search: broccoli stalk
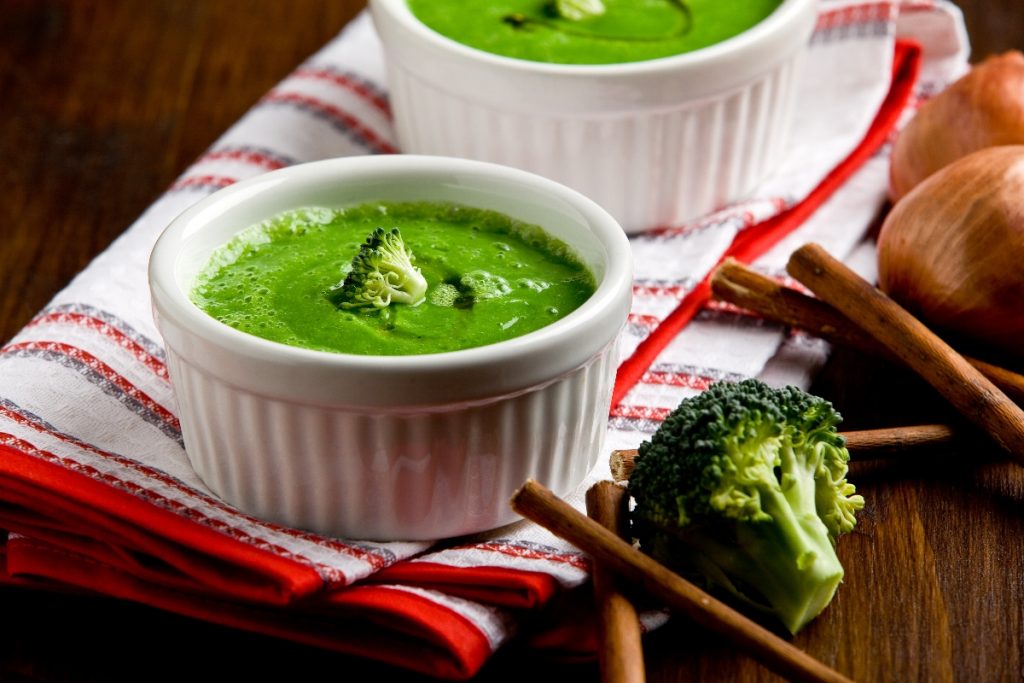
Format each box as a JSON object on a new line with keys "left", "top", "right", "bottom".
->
{"left": 629, "top": 379, "right": 865, "bottom": 634}
{"left": 327, "top": 227, "right": 427, "bottom": 310}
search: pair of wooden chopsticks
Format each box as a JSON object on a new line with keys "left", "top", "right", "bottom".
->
{"left": 514, "top": 479, "right": 852, "bottom": 683}
{"left": 513, "top": 244, "right": 1024, "bottom": 683}
{"left": 736, "top": 244, "right": 1024, "bottom": 460}
{"left": 711, "top": 255, "right": 1024, "bottom": 409}
{"left": 608, "top": 422, "right": 958, "bottom": 483}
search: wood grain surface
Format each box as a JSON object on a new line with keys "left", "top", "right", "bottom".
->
{"left": 1, "top": 1, "right": 1022, "bottom": 681}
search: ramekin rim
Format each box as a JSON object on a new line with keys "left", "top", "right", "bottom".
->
{"left": 149, "top": 155, "right": 633, "bottom": 375}
{"left": 370, "top": 0, "right": 814, "bottom": 77}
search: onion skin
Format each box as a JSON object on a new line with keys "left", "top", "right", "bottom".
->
{"left": 890, "top": 51, "right": 1024, "bottom": 202}
{"left": 878, "top": 145, "right": 1024, "bottom": 360}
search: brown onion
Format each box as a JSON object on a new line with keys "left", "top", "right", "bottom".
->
{"left": 878, "top": 145, "right": 1024, "bottom": 359}
{"left": 890, "top": 51, "right": 1024, "bottom": 202}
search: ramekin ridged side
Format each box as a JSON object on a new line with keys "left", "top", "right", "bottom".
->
{"left": 165, "top": 339, "right": 616, "bottom": 540}
{"left": 370, "top": 0, "right": 816, "bottom": 233}
{"left": 386, "top": 56, "right": 801, "bottom": 233}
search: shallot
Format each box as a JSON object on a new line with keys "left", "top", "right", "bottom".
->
{"left": 890, "top": 51, "right": 1024, "bottom": 201}
{"left": 878, "top": 145, "right": 1024, "bottom": 359}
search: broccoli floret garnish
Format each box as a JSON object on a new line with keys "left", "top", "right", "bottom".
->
{"left": 628, "top": 379, "right": 865, "bottom": 634}
{"left": 326, "top": 227, "right": 427, "bottom": 310}
{"left": 555, "top": 0, "right": 606, "bottom": 21}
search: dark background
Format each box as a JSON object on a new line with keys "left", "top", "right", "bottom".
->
{"left": 1, "top": 1, "right": 1022, "bottom": 680}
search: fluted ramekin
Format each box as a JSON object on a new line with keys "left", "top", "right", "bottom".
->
{"left": 370, "top": 0, "right": 816, "bottom": 234}
{"left": 149, "top": 156, "right": 632, "bottom": 541}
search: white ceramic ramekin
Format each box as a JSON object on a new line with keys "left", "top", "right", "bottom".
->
{"left": 149, "top": 156, "right": 632, "bottom": 541}
{"left": 370, "top": 0, "right": 816, "bottom": 234}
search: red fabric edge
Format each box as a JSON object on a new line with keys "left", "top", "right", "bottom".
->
{"left": 7, "top": 536, "right": 492, "bottom": 681}
{"left": 0, "top": 444, "right": 322, "bottom": 603}
{"left": 370, "top": 561, "right": 561, "bottom": 608}
{"left": 325, "top": 585, "right": 495, "bottom": 677}
{"left": 612, "top": 39, "right": 923, "bottom": 407}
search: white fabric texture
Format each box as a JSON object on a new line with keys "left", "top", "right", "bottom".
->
{"left": 0, "top": 0, "right": 969, "bottom": 657}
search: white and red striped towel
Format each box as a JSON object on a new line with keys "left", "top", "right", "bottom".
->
{"left": 0, "top": 1, "right": 968, "bottom": 679}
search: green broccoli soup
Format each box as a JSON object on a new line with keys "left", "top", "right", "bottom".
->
{"left": 406, "top": 0, "right": 784, "bottom": 65}
{"left": 190, "top": 201, "right": 597, "bottom": 356}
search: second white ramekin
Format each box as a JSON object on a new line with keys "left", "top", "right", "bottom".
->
{"left": 370, "top": 0, "right": 816, "bottom": 234}
{"left": 149, "top": 156, "right": 632, "bottom": 541}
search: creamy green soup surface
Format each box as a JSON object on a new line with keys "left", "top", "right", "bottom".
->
{"left": 191, "top": 201, "right": 597, "bottom": 356}
{"left": 407, "top": 0, "right": 784, "bottom": 65}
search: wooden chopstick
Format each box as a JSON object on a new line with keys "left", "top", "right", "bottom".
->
{"left": 841, "top": 423, "right": 958, "bottom": 452}
{"left": 585, "top": 481, "right": 645, "bottom": 683}
{"left": 511, "top": 480, "right": 853, "bottom": 683}
{"left": 712, "top": 257, "right": 879, "bottom": 350}
{"left": 786, "top": 243, "right": 1024, "bottom": 463}
{"left": 609, "top": 423, "right": 958, "bottom": 482}
{"left": 711, "top": 258, "right": 1024, "bottom": 405}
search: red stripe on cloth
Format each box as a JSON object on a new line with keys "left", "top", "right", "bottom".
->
{"left": 169, "top": 174, "right": 237, "bottom": 191}
{"left": 703, "top": 299, "right": 756, "bottom": 317}
{"left": 453, "top": 541, "right": 589, "bottom": 571}
{"left": 261, "top": 91, "right": 397, "bottom": 154}
{"left": 1, "top": 341, "right": 179, "bottom": 431}
{"left": 816, "top": 2, "right": 897, "bottom": 32}
{"left": 194, "top": 148, "right": 288, "bottom": 170}
{"left": 291, "top": 68, "right": 392, "bottom": 116}
{"left": 639, "top": 371, "right": 716, "bottom": 391}
{"left": 0, "top": 443, "right": 323, "bottom": 604}
{"left": 611, "top": 39, "right": 922, "bottom": 407}
{"left": 6, "top": 537, "right": 494, "bottom": 681}
{"left": 0, "top": 406, "right": 391, "bottom": 576}
{"left": 890, "top": 0, "right": 938, "bottom": 13}
{"left": 632, "top": 283, "right": 689, "bottom": 299}
{"left": 370, "top": 562, "right": 560, "bottom": 609}
{"left": 627, "top": 313, "right": 660, "bottom": 330}
{"left": 609, "top": 404, "right": 673, "bottom": 421}
{"left": 642, "top": 212, "right": 751, "bottom": 239}
{"left": 26, "top": 312, "right": 169, "bottom": 380}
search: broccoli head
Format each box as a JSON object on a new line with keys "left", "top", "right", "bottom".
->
{"left": 327, "top": 227, "right": 427, "bottom": 310}
{"left": 628, "top": 379, "right": 865, "bottom": 634}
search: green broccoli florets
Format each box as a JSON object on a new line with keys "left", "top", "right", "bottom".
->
{"left": 628, "top": 379, "right": 865, "bottom": 634}
{"left": 555, "top": 0, "right": 606, "bottom": 21}
{"left": 327, "top": 227, "right": 427, "bottom": 310}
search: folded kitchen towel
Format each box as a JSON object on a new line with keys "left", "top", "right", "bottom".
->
{"left": 0, "top": 1, "right": 968, "bottom": 679}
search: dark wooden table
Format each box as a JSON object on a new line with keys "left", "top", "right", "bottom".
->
{"left": 2, "top": 1, "right": 1022, "bottom": 681}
